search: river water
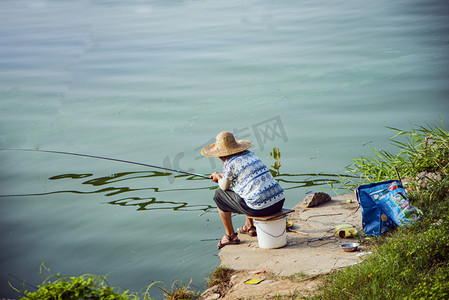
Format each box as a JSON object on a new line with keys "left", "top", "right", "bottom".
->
{"left": 0, "top": 0, "right": 448, "bottom": 299}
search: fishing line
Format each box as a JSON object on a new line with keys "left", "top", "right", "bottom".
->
{"left": 0, "top": 148, "right": 210, "bottom": 179}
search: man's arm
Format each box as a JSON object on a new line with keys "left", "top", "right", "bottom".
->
{"left": 210, "top": 172, "right": 231, "bottom": 190}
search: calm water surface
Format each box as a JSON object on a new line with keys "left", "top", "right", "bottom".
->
{"left": 1, "top": 0, "right": 448, "bottom": 299}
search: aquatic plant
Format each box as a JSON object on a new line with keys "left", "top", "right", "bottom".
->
{"left": 269, "top": 147, "right": 282, "bottom": 177}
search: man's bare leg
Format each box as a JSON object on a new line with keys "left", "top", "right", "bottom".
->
{"left": 218, "top": 208, "right": 235, "bottom": 236}
{"left": 217, "top": 208, "right": 240, "bottom": 249}
{"left": 245, "top": 216, "right": 254, "bottom": 228}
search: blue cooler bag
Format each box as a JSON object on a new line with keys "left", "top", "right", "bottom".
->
{"left": 356, "top": 180, "right": 422, "bottom": 236}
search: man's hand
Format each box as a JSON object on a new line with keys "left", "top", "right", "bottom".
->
{"left": 210, "top": 172, "right": 223, "bottom": 183}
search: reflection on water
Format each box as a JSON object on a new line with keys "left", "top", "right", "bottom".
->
{"left": 107, "top": 195, "right": 215, "bottom": 212}
{"left": 0, "top": 154, "right": 352, "bottom": 212}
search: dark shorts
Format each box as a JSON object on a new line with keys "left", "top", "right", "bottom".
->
{"left": 213, "top": 188, "right": 284, "bottom": 217}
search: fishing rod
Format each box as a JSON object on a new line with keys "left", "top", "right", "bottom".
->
{"left": 0, "top": 148, "right": 210, "bottom": 179}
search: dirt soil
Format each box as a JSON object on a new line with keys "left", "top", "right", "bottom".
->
{"left": 200, "top": 193, "right": 372, "bottom": 299}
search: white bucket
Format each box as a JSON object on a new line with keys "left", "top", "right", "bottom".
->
{"left": 254, "top": 216, "right": 287, "bottom": 249}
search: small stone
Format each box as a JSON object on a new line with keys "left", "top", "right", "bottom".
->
{"left": 416, "top": 172, "right": 443, "bottom": 190}
{"left": 230, "top": 274, "right": 238, "bottom": 284}
{"left": 202, "top": 287, "right": 217, "bottom": 295}
{"left": 204, "top": 293, "right": 220, "bottom": 300}
{"left": 261, "top": 279, "right": 274, "bottom": 285}
{"left": 303, "top": 192, "right": 332, "bottom": 207}
{"left": 200, "top": 287, "right": 221, "bottom": 300}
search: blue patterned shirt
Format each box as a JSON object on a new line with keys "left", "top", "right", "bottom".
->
{"left": 223, "top": 151, "right": 284, "bottom": 209}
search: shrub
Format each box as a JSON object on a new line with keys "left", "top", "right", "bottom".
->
{"left": 21, "top": 274, "right": 133, "bottom": 300}
{"left": 344, "top": 120, "right": 448, "bottom": 202}
{"left": 314, "top": 121, "right": 449, "bottom": 299}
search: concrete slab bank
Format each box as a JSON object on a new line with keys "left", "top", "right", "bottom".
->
{"left": 218, "top": 193, "right": 369, "bottom": 276}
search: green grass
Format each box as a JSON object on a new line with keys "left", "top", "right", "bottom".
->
{"left": 313, "top": 121, "right": 449, "bottom": 299}
{"left": 313, "top": 212, "right": 449, "bottom": 299}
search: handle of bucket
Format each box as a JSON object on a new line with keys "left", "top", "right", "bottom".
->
{"left": 257, "top": 226, "right": 286, "bottom": 238}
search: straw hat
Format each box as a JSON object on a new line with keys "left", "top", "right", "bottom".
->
{"left": 201, "top": 131, "right": 252, "bottom": 157}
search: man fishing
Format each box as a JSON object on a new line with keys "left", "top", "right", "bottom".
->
{"left": 201, "top": 131, "right": 285, "bottom": 249}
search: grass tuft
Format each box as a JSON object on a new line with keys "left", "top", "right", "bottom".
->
{"left": 159, "top": 280, "right": 198, "bottom": 300}
{"left": 206, "top": 266, "right": 235, "bottom": 291}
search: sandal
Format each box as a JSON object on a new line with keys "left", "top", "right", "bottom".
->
{"left": 217, "top": 233, "right": 240, "bottom": 250}
{"left": 238, "top": 225, "right": 257, "bottom": 237}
